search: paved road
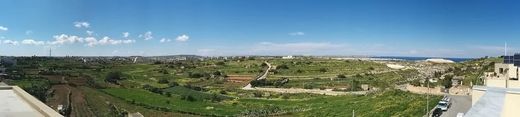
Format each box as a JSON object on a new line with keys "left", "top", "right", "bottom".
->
{"left": 440, "top": 95, "right": 471, "bottom": 117}
{"left": 242, "top": 61, "right": 271, "bottom": 89}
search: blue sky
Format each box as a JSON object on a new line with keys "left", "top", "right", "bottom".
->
{"left": 1, "top": 0, "right": 520, "bottom": 58}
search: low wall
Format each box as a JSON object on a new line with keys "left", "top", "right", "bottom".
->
{"left": 405, "top": 84, "right": 445, "bottom": 95}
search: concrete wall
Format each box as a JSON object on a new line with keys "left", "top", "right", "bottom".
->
{"left": 486, "top": 79, "right": 507, "bottom": 88}
{"left": 494, "top": 63, "right": 517, "bottom": 78}
{"left": 471, "top": 88, "right": 486, "bottom": 105}
{"left": 502, "top": 92, "right": 520, "bottom": 117}
{"left": 508, "top": 80, "right": 520, "bottom": 89}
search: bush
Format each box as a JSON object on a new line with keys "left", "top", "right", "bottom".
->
{"left": 181, "top": 95, "right": 196, "bottom": 102}
{"left": 303, "top": 83, "right": 314, "bottom": 89}
{"left": 168, "top": 82, "right": 179, "bottom": 87}
{"left": 319, "top": 68, "right": 328, "bottom": 72}
{"left": 410, "top": 80, "right": 421, "bottom": 86}
{"left": 215, "top": 61, "right": 226, "bottom": 66}
{"left": 105, "top": 71, "right": 123, "bottom": 84}
{"left": 158, "top": 78, "right": 169, "bottom": 84}
{"left": 188, "top": 72, "right": 207, "bottom": 78}
{"left": 250, "top": 79, "right": 270, "bottom": 87}
{"left": 337, "top": 74, "right": 347, "bottom": 78}
{"left": 253, "top": 92, "right": 263, "bottom": 97}
{"left": 277, "top": 64, "right": 289, "bottom": 69}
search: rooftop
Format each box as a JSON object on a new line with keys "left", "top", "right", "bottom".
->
{"left": 0, "top": 86, "right": 62, "bottom": 117}
{"left": 466, "top": 86, "right": 520, "bottom": 117}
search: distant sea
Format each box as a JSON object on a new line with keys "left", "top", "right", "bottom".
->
{"left": 371, "top": 56, "right": 474, "bottom": 62}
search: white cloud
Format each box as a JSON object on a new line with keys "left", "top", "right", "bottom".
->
{"left": 289, "top": 32, "right": 305, "bottom": 36}
{"left": 176, "top": 34, "right": 189, "bottom": 42}
{"left": 2, "top": 40, "right": 18, "bottom": 45}
{"left": 123, "top": 32, "right": 130, "bottom": 38}
{"left": 84, "top": 37, "right": 98, "bottom": 47}
{"left": 86, "top": 30, "right": 94, "bottom": 36}
{"left": 49, "top": 34, "right": 84, "bottom": 45}
{"left": 21, "top": 39, "right": 45, "bottom": 45}
{"left": 25, "top": 30, "right": 33, "bottom": 35}
{"left": 84, "top": 36, "right": 135, "bottom": 47}
{"left": 74, "top": 21, "right": 90, "bottom": 28}
{"left": 160, "top": 38, "right": 172, "bottom": 43}
{"left": 0, "top": 26, "right": 7, "bottom": 31}
{"left": 139, "top": 31, "right": 153, "bottom": 40}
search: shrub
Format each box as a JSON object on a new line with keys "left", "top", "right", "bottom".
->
{"left": 337, "top": 74, "right": 347, "bottom": 78}
{"left": 168, "top": 82, "right": 179, "bottom": 87}
{"left": 303, "top": 83, "right": 314, "bottom": 89}
{"left": 319, "top": 68, "right": 328, "bottom": 72}
{"left": 277, "top": 64, "right": 289, "bottom": 69}
{"left": 158, "top": 78, "right": 169, "bottom": 84}
{"left": 181, "top": 95, "right": 196, "bottom": 102}
{"left": 215, "top": 61, "right": 226, "bottom": 66}
{"left": 105, "top": 71, "right": 122, "bottom": 84}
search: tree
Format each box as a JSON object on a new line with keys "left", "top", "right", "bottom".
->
{"left": 337, "top": 74, "right": 347, "bottom": 78}
{"left": 105, "top": 71, "right": 122, "bottom": 84}
{"left": 442, "top": 75, "right": 453, "bottom": 88}
{"left": 368, "top": 67, "right": 375, "bottom": 70}
{"left": 213, "top": 71, "right": 222, "bottom": 76}
{"left": 277, "top": 64, "right": 289, "bottom": 69}
{"left": 250, "top": 79, "right": 270, "bottom": 87}
{"left": 215, "top": 61, "right": 226, "bottom": 66}
{"left": 168, "top": 81, "right": 179, "bottom": 87}
{"left": 158, "top": 78, "right": 169, "bottom": 84}
{"left": 181, "top": 95, "right": 196, "bottom": 102}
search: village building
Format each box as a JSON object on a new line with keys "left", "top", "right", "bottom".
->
{"left": 467, "top": 54, "right": 520, "bottom": 117}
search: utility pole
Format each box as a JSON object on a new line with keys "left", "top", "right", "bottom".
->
{"left": 426, "top": 77, "right": 430, "bottom": 117}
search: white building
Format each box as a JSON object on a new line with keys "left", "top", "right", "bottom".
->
{"left": 467, "top": 62, "right": 520, "bottom": 117}
{"left": 282, "top": 55, "right": 293, "bottom": 59}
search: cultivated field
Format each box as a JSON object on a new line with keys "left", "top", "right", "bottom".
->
{"left": 2, "top": 56, "right": 492, "bottom": 116}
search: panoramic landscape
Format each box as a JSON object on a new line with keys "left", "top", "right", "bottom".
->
{"left": 1, "top": 0, "right": 520, "bottom": 117}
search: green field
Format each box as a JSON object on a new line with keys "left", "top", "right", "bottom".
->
{"left": 4, "top": 57, "right": 463, "bottom": 116}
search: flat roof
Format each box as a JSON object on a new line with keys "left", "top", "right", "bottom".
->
{"left": 466, "top": 86, "right": 520, "bottom": 117}
{"left": 465, "top": 86, "right": 507, "bottom": 117}
{"left": 0, "top": 86, "right": 63, "bottom": 117}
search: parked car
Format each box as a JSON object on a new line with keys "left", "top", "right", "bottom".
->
{"left": 437, "top": 101, "right": 450, "bottom": 111}
{"left": 432, "top": 108, "right": 443, "bottom": 117}
{"left": 436, "top": 95, "right": 452, "bottom": 111}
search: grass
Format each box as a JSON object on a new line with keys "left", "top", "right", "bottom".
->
{"left": 101, "top": 88, "right": 242, "bottom": 116}
{"left": 162, "top": 86, "right": 232, "bottom": 101}
{"left": 8, "top": 57, "right": 448, "bottom": 117}
{"left": 239, "top": 90, "right": 441, "bottom": 117}
{"left": 82, "top": 87, "right": 195, "bottom": 117}
{"left": 268, "top": 59, "right": 391, "bottom": 77}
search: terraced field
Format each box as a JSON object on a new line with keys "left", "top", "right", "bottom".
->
{"left": 4, "top": 57, "right": 457, "bottom": 116}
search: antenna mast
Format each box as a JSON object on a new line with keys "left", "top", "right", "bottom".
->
{"left": 49, "top": 48, "right": 52, "bottom": 57}
{"left": 505, "top": 42, "right": 507, "bottom": 56}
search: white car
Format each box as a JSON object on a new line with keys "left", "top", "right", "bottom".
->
{"left": 437, "top": 101, "right": 450, "bottom": 111}
{"left": 437, "top": 96, "right": 451, "bottom": 111}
